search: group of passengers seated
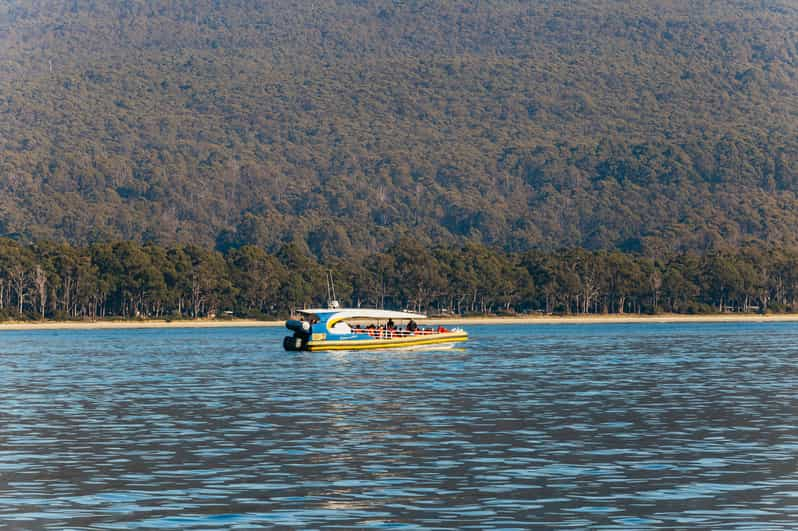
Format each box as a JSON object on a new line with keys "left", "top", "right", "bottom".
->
{"left": 351, "top": 318, "right": 448, "bottom": 337}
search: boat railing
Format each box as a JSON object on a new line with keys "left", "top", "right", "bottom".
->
{"left": 351, "top": 327, "right": 449, "bottom": 339}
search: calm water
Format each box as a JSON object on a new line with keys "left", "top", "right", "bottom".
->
{"left": 1, "top": 323, "right": 798, "bottom": 529}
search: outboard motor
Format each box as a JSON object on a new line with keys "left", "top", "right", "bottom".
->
{"left": 284, "top": 319, "right": 311, "bottom": 351}
{"left": 285, "top": 319, "right": 311, "bottom": 335}
{"left": 283, "top": 335, "right": 305, "bottom": 351}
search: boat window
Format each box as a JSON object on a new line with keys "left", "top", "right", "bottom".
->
{"left": 329, "top": 320, "right": 351, "bottom": 334}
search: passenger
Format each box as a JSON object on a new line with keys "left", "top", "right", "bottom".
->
{"left": 407, "top": 319, "right": 418, "bottom": 332}
{"left": 387, "top": 318, "right": 395, "bottom": 330}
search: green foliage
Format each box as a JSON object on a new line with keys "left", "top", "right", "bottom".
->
{"left": 2, "top": 1, "right": 798, "bottom": 252}
{"left": 1, "top": 238, "right": 798, "bottom": 321}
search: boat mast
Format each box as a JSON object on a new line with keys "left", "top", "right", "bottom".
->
{"left": 326, "top": 270, "right": 339, "bottom": 309}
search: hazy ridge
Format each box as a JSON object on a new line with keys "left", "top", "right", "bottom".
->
{"left": 2, "top": 0, "right": 798, "bottom": 255}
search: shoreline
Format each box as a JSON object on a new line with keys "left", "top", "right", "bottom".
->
{"left": 2, "top": 313, "right": 798, "bottom": 331}
{"left": 429, "top": 313, "right": 798, "bottom": 325}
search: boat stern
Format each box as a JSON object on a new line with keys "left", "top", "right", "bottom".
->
{"left": 283, "top": 318, "right": 312, "bottom": 351}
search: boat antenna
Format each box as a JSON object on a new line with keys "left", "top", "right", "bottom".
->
{"left": 326, "top": 270, "right": 339, "bottom": 309}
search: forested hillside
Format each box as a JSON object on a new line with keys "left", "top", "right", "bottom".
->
{"left": 2, "top": 0, "right": 798, "bottom": 255}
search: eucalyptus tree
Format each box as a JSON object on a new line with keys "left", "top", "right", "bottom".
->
{"left": 227, "top": 245, "right": 286, "bottom": 316}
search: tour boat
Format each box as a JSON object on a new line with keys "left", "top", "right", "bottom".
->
{"left": 283, "top": 308, "right": 468, "bottom": 351}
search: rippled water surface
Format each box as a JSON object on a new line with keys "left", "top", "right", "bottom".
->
{"left": 2, "top": 323, "right": 798, "bottom": 529}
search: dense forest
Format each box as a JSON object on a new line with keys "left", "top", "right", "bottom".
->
{"left": 2, "top": 1, "right": 798, "bottom": 255}
{"left": 2, "top": 238, "right": 798, "bottom": 321}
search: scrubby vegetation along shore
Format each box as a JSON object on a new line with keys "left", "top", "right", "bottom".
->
{"left": 2, "top": 1, "right": 798, "bottom": 253}
{"left": 1, "top": 238, "right": 798, "bottom": 322}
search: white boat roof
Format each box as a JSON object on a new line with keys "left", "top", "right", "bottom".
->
{"left": 297, "top": 308, "right": 427, "bottom": 320}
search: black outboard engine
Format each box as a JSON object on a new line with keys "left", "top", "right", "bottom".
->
{"left": 284, "top": 319, "right": 312, "bottom": 351}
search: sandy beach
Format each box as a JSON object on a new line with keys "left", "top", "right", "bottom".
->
{"left": 428, "top": 313, "right": 798, "bottom": 325}
{"left": 2, "top": 313, "right": 798, "bottom": 331}
{"left": 0, "top": 319, "right": 284, "bottom": 331}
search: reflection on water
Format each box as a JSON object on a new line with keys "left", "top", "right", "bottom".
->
{"left": 1, "top": 323, "right": 798, "bottom": 528}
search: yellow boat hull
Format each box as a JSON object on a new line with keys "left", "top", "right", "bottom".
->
{"left": 306, "top": 331, "right": 468, "bottom": 352}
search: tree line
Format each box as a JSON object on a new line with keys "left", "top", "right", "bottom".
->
{"left": 2, "top": 237, "right": 798, "bottom": 321}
